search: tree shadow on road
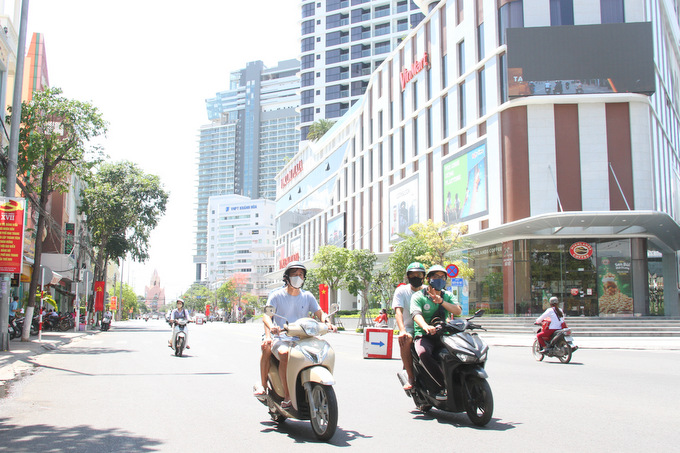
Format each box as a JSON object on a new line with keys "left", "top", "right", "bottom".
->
{"left": 0, "top": 417, "right": 163, "bottom": 452}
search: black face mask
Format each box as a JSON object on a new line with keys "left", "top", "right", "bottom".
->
{"left": 408, "top": 276, "right": 424, "bottom": 288}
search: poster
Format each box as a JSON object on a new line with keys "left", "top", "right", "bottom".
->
{"left": 443, "top": 142, "right": 488, "bottom": 223}
{"left": 389, "top": 175, "right": 419, "bottom": 242}
{"left": 597, "top": 256, "right": 633, "bottom": 315}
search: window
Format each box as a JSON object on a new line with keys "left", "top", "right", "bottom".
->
{"left": 326, "top": 48, "right": 349, "bottom": 64}
{"left": 326, "top": 102, "right": 349, "bottom": 118}
{"left": 441, "top": 54, "right": 448, "bottom": 88}
{"left": 351, "top": 44, "right": 371, "bottom": 59}
{"left": 301, "top": 71, "right": 314, "bottom": 87}
{"left": 302, "top": 2, "right": 315, "bottom": 18}
{"left": 351, "top": 80, "right": 368, "bottom": 96}
{"left": 327, "top": 13, "right": 349, "bottom": 29}
{"left": 601, "top": 0, "right": 624, "bottom": 23}
{"left": 351, "top": 25, "right": 370, "bottom": 41}
{"left": 326, "top": 66, "right": 349, "bottom": 82}
{"left": 301, "top": 54, "right": 315, "bottom": 69}
{"left": 302, "top": 37, "right": 314, "bottom": 52}
{"left": 301, "top": 107, "right": 314, "bottom": 123}
{"left": 550, "top": 0, "right": 574, "bottom": 26}
{"left": 301, "top": 89, "right": 314, "bottom": 105}
{"left": 352, "top": 0, "right": 369, "bottom": 4}
{"left": 410, "top": 13, "right": 424, "bottom": 27}
{"left": 375, "top": 41, "right": 390, "bottom": 55}
{"left": 477, "top": 23, "right": 485, "bottom": 60}
{"left": 326, "top": 30, "right": 349, "bottom": 46}
{"left": 375, "top": 22, "right": 390, "bottom": 36}
{"left": 499, "top": 52, "right": 507, "bottom": 103}
{"left": 458, "top": 82, "right": 466, "bottom": 128}
{"left": 351, "top": 8, "right": 370, "bottom": 23}
{"left": 327, "top": 0, "right": 348, "bottom": 12}
{"left": 351, "top": 62, "right": 371, "bottom": 77}
{"left": 397, "top": 18, "right": 409, "bottom": 32}
{"left": 442, "top": 94, "right": 449, "bottom": 138}
{"left": 300, "top": 126, "right": 310, "bottom": 141}
{"left": 302, "top": 19, "right": 315, "bottom": 35}
{"left": 457, "top": 40, "right": 465, "bottom": 76}
{"left": 456, "top": 0, "right": 464, "bottom": 24}
{"left": 375, "top": 4, "right": 390, "bottom": 18}
{"left": 426, "top": 107, "right": 432, "bottom": 148}
{"left": 326, "top": 84, "right": 349, "bottom": 100}
{"left": 397, "top": 1, "right": 408, "bottom": 13}
{"left": 477, "top": 67, "right": 486, "bottom": 117}
{"left": 498, "top": 0, "right": 523, "bottom": 45}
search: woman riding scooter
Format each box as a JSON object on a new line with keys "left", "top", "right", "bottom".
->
{"left": 168, "top": 299, "right": 192, "bottom": 349}
{"left": 535, "top": 297, "right": 565, "bottom": 352}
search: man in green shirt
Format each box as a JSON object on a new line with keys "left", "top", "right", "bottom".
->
{"left": 410, "top": 265, "right": 462, "bottom": 400}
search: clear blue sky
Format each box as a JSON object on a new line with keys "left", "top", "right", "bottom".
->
{"left": 27, "top": 0, "right": 300, "bottom": 300}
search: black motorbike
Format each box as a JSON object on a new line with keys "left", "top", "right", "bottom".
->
{"left": 101, "top": 313, "right": 112, "bottom": 331}
{"left": 532, "top": 324, "right": 578, "bottom": 363}
{"left": 8, "top": 317, "right": 20, "bottom": 339}
{"left": 398, "top": 310, "right": 493, "bottom": 426}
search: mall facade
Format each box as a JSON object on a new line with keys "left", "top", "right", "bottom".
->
{"left": 274, "top": 0, "right": 680, "bottom": 317}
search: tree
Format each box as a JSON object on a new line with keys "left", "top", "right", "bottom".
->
{"left": 303, "top": 268, "right": 322, "bottom": 301}
{"left": 112, "top": 282, "right": 138, "bottom": 320}
{"left": 306, "top": 119, "right": 336, "bottom": 142}
{"left": 313, "top": 245, "right": 350, "bottom": 309}
{"left": 370, "top": 269, "right": 395, "bottom": 311}
{"left": 7, "top": 88, "right": 107, "bottom": 341}
{"left": 181, "top": 283, "right": 212, "bottom": 312}
{"left": 344, "top": 249, "right": 377, "bottom": 328}
{"left": 214, "top": 280, "right": 237, "bottom": 310}
{"left": 80, "top": 161, "right": 168, "bottom": 283}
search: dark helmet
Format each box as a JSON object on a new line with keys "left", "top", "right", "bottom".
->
{"left": 283, "top": 261, "right": 307, "bottom": 283}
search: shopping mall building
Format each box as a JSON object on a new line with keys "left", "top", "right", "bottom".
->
{"left": 274, "top": 0, "right": 680, "bottom": 317}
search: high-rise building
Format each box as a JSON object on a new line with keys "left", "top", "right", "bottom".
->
{"left": 298, "top": 0, "right": 426, "bottom": 140}
{"left": 194, "top": 59, "right": 299, "bottom": 282}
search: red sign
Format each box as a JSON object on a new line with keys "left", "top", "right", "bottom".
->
{"left": 446, "top": 264, "right": 459, "bottom": 278}
{"left": 569, "top": 242, "right": 593, "bottom": 260}
{"left": 279, "top": 253, "right": 300, "bottom": 270}
{"left": 0, "top": 198, "right": 26, "bottom": 273}
{"left": 280, "top": 160, "right": 303, "bottom": 189}
{"left": 319, "top": 284, "right": 329, "bottom": 313}
{"left": 94, "top": 281, "right": 105, "bottom": 312}
{"left": 399, "top": 52, "right": 430, "bottom": 91}
{"left": 570, "top": 288, "right": 579, "bottom": 296}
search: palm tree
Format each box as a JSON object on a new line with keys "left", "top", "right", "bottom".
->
{"left": 306, "top": 119, "right": 336, "bottom": 142}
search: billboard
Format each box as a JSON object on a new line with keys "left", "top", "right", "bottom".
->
{"left": 389, "top": 175, "right": 419, "bottom": 242}
{"left": 0, "top": 198, "right": 26, "bottom": 273}
{"left": 443, "top": 141, "right": 488, "bottom": 224}
{"left": 326, "top": 213, "right": 346, "bottom": 248}
{"left": 507, "top": 22, "right": 655, "bottom": 98}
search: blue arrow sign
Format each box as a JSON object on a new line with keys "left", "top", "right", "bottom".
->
{"left": 371, "top": 341, "right": 385, "bottom": 347}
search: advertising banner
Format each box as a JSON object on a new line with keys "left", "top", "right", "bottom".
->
{"left": 0, "top": 197, "right": 26, "bottom": 273}
{"left": 94, "top": 281, "right": 105, "bottom": 312}
{"left": 389, "top": 175, "right": 419, "bottom": 242}
{"left": 443, "top": 142, "right": 488, "bottom": 223}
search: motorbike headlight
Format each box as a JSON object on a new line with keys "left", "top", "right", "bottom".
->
{"left": 479, "top": 349, "right": 488, "bottom": 362}
{"left": 300, "top": 320, "right": 320, "bottom": 336}
{"left": 300, "top": 342, "right": 330, "bottom": 364}
{"left": 455, "top": 352, "right": 477, "bottom": 363}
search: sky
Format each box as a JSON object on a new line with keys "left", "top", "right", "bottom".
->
{"left": 25, "top": 0, "right": 300, "bottom": 300}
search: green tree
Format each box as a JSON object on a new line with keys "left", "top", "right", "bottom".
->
{"left": 112, "top": 282, "right": 138, "bottom": 320}
{"left": 7, "top": 88, "right": 107, "bottom": 341}
{"left": 181, "top": 283, "right": 212, "bottom": 312}
{"left": 344, "top": 249, "right": 378, "bottom": 328}
{"left": 303, "top": 268, "right": 322, "bottom": 301}
{"left": 80, "top": 161, "right": 168, "bottom": 283}
{"left": 370, "top": 269, "right": 394, "bottom": 311}
{"left": 215, "top": 280, "right": 238, "bottom": 310}
{"left": 306, "top": 119, "right": 336, "bottom": 142}
{"left": 313, "top": 245, "right": 351, "bottom": 309}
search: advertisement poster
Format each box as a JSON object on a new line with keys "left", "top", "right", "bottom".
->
{"left": 597, "top": 256, "right": 633, "bottom": 315}
{"left": 0, "top": 197, "right": 26, "bottom": 273}
{"left": 326, "top": 213, "right": 345, "bottom": 247}
{"left": 389, "top": 175, "right": 419, "bottom": 242}
{"left": 443, "top": 142, "right": 488, "bottom": 224}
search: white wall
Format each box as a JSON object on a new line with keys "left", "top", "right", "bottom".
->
{"left": 527, "top": 104, "right": 558, "bottom": 215}
{"left": 578, "top": 103, "right": 610, "bottom": 211}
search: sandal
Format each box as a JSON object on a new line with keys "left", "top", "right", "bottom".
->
{"left": 253, "top": 385, "right": 266, "bottom": 397}
{"left": 402, "top": 382, "right": 413, "bottom": 390}
{"left": 281, "top": 399, "right": 292, "bottom": 409}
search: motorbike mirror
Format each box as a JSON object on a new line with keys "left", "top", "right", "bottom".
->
{"left": 329, "top": 303, "right": 339, "bottom": 316}
{"left": 474, "top": 309, "right": 485, "bottom": 317}
{"left": 264, "top": 306, "right": 276, "bottom": 317}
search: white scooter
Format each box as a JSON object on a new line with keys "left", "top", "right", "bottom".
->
{"left": 256, "top": 306, "right": 338, "bottom": 441}
{"left": 171, "top": 319, "right": 191, "bottom": 357}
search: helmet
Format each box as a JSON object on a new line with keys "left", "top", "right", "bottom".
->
{"left": 283, "top": 261, "right": 307, "bottom": 282}
{"left": 176, "top": 298, "right": 184, "bottom": 305}
{"left": 426, "top": 265, "right": 447, "bottom": 279}
{"left": 549, "top": 297, "right": 559, "bottom": 305}
{"left": 406, "top": 262, "right": 426, "bottom": 275}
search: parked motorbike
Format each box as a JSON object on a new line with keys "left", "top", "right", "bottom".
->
{"left": 256, "top": 306, "right": 338, "bottom": 441}
{"left": 398, "top": 310, "right": 494, "bottom": 427}
{"left": 8, "top": 317, "right": 20, "bottom": 339}
{"left": 532, "top": 323, "right": 578, "bottom": 363}
{"left": 170, "top": 319, "right": 190, "bottom": 356}
{"left": 101, "top": 313, "right": 112, "bottom": 331}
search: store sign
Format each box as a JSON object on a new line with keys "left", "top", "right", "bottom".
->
{"left": 279, "top": 253, "right": 300, "bottom": 270}
{"left": 569, "top": 242, "right": 593, "bottom": 260}
{"left": 0, "top": 197, "right": 26, "bottom": 273}
{"left": 280, "top": 160, "right": 304, "bottom": 189}
{"left": 399, "top": 52, "right": 430, "bottom": 91}
{"left": 225, "top": 204, "right": 257, "bottom": 212}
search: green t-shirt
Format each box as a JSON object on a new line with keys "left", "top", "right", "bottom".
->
{"left": 410, "top": 289, "right": 457, "bottom": 336}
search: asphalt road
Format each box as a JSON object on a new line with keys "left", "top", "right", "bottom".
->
{"left": 0, "top": 319, "right": 678, "bottom": 452}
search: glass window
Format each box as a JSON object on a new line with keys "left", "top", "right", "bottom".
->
{"left": 601, "top": 0, "right": 624, "bottom": 23}
{"left": 327, "top": 0, "right": 348, "bottom": 12}
{"left": 397, "top": 19, "right": 409, "bottom": 32}
{"left": 351, "top": 62, "right": 371, "bottom": 77}
{"left": 477, "top": 23, "right": 485, "bottom": 60}
{"left": 457, "top": 40, "right": 465, "bottom": 76}
{"left": 302, "top": 2, "right": 315, "bottom": 18}
{"left": 326, "top": 66, "right": 349, "bottom": 82}
{"left": 352, "top": 0, "right": 369, "bottom": 4}
{"left": 301, "top": 107, "right": 314, "bottom": 123}
{"left": 375, "top": 41, "right": 390, "bottom": 55}
{"left": 597, "top": 240, "right": 634, "bottom": 316}
{"left": 442, "top": 94, "right": 449, "bottom": 138}
{"left": 302, "top": 19, "right": 315, "bottom": 35}
{"left": 326, "top": 84, "right": 349, "bottom": 100}
{"left": 351, "top": 80, "right": 368, "bottom": 96}
{"left": 301, "top": 71, "right": 314, "bottom": 87}
{"left": 478, "top": 67, "right": 486, "bottom": 117}
{"left": 375, "top": 4, "right": 390, "bottom": 18}
{"left": 397, "top": 1, "right": 408, "bottom": 14}
{"left": 458, "top": 82, "right": 466, "bottom": 128}
{"left": 302, "top": 37, "right": 314, "bottom": 52}
{"left": 301, "top": 89, "right": 314, "bottom": 105}
{"left": 375, "top": 22, "right": 390, "bottom": 36}
{"left": 326, "top": 102, "right": 349, "bottom": 118}
{"left": 327, "top": 13, "right": 349, "bottom": 29}
{"left": 550, "top": 0, "right": 574, "bottom": 26}
{"left": 467, "top": 245, "right": 505, "bottom": 314}
{"left": 456, "top": 0, "right": 464, "bottom": 24}
{"left": 351, "top": 44, "right": 371, "bottom": 59}
{"left": 351, "top": 8, "right": 371, "bottom": 23}
{"left": 326, "top": 30, "right": 349, "bottom": 47}
{"left": 301, "top": 54, "right": 315, "bottom": 70}
{"left": 351, "top": 25, "right": 370, "bottom": 41}
{"left": 410, "top": 12, "right": 424, "bottom": 28}
{"left": 326, "top": 48, "right": 349, "bottom": 64}
{"left": 498, "top": 0, "right": 523, "bottom": 45}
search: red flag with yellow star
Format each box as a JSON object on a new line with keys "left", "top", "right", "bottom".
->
{"left": 319, "top": 284, "right": 329, "bottom": 313}
{"left": 94, "top": 281, "right": 105, "bottom": 311}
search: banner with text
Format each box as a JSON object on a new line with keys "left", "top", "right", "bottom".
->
{"left": 0, "top": 197, "right": 26, "bottom": 273}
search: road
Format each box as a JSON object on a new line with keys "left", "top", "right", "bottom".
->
{"left": 0, "top": 319, "right": 679, "bottom": 452}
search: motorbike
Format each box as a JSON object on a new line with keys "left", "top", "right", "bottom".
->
{"left": 256, "top": 306, "right": 338, "bottom": 442}
{"left": 101, "top": 313, "right": 112, "bottom": 331}
{"left": 171, "top": 318, "right": 190, "bottom": 356}
{"left": 398, "top": 310, "right": 494, "bottom": 427}
{"left": 532, "top": 323, "right": 578, "bottom": 363}
{"left": 8, "top": 317, "right": 20, "bottom": 339}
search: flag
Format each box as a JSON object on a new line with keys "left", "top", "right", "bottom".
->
{"left": 94, "top": 281, "right": 105, "bottom": 311}
{"left": 206, "top": 304, "right": 211, "bottom": 317}
{"left": 319, "top": 284, "right": 329, "bottom": 313}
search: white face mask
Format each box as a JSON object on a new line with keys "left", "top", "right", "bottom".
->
{"left": 289, "top": 276, "right": 305, "bottom": 289}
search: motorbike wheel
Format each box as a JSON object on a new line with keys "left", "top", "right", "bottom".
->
{"left": 464, "top": 376, "right": 494, "bottom": 427}
{"left": 557, "top": 341, "right": 572, "bottom": 364}
{"left": 59, "top": 320, "right": 71, "bottom": 331}
{"left": 532, "top": 339, "right": 545, "bottom": 361}
{"left": 175, "top": 337, "right": 184, "bottom": 357}
{"left": 309, "top": 383, "right": 338, "bottom": 442}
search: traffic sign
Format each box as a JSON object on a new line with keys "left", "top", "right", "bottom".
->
{"left": 363, "top": 328, "right": 393, "bottom": 359}
{"left": 451, "top": 278, "right": 464, "bottom": 286}
{"left": 446, "top": 263, "right": 459, "bottom": 278}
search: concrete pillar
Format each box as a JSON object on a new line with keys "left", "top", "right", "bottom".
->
{"left": 662, "top": 253, "right": 679, "bottom": 316}
{"left": 631, "top": 238, "right": 649, "bottom": 316}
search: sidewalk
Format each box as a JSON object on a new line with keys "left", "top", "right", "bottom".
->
{"left": 0, "top": 330, "right": 99, "bottom": 387}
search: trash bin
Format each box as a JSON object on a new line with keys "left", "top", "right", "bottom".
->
{"left": 363, "top": 327, "right": 393, "bottom": 359}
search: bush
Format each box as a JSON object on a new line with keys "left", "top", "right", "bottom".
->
{"left": 356, "top": 327, "right": 364, "bottom": 333}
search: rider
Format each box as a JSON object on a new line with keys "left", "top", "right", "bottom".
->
{"left": 254, "top": 261, "right": 336, "bottom": 409}
{"left": 168, "top": 298, "right": 192, "bottom": 349}
{"left": 410, "top": 264, "right": 462, "bottom": 400}
{"left": 535, "top": 296, "right": 565, "bottom": 352}
{"left": 9, "top": 295, "right": 19, "bottom": 323}
{"left": 391, "top": 262, "right": 426, "bottom": 390}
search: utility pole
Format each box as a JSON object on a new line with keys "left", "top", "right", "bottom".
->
{"left": 0, "top": 0, "right": 30, "bottom": 351}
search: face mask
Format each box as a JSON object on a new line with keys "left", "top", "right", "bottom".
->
{"left": 408, "top": 276, "right": 424, "bottom": 288}
{"left": 289, "top": 276, "right": 305, "bottom": 289}
{"left": 429, "top": 278, "right": 446, "bottom": 291}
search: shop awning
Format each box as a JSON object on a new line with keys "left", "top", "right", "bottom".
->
{"left": 463, "top": 211, "right": 680, "bottom": 253}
